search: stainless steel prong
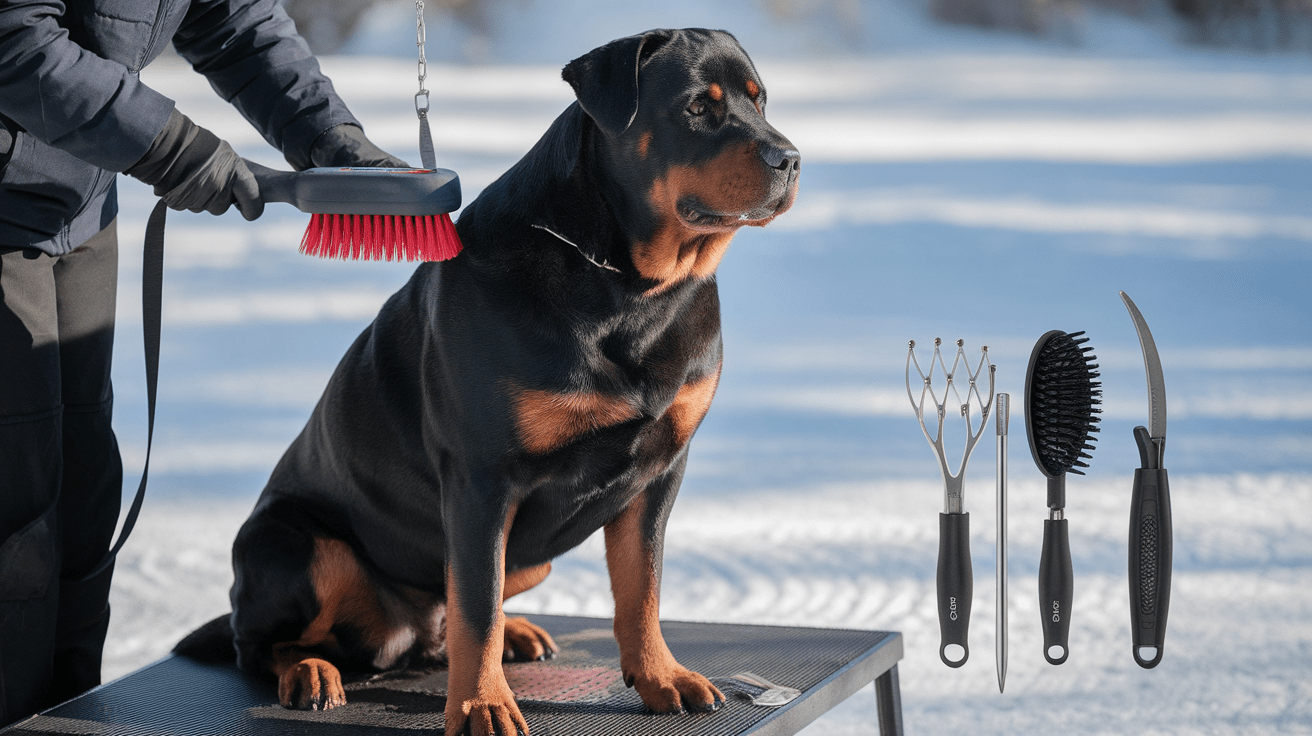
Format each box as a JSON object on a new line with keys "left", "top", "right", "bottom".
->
{"left": 906, "top": 340, "right": 995, "bottom": 515}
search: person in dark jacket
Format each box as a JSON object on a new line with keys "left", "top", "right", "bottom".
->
{"left": 0, "top": 0, "right": 407, "bottom": 725}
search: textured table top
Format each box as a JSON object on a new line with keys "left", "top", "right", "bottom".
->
{"left": 6, "top": 615, "right": 902, "bottom": 736}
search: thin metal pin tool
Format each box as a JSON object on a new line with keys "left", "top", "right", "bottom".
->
{"left": 996, "top": 393, "right": 1010, "bottom": 693}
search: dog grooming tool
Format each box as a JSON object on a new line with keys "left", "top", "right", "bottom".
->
{"left": 245, "top": 4, "right": 463, "bottom": 263}
{"left": 907, "top": 339, "right": 995, "bottom": 667}
{"left": 1024, "top": 330, "right": 1101, "bottom": 665}
{"left": 996, "top": 393, "right": 1010, "bottom": 693}
{"left": 244, "top": 162, "right": 462, "bottom": 261}
{"left": 1120, "top": 291, "right": 1173, "bottom": 669}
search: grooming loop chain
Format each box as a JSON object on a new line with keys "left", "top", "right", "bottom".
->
{"left": 414, "top": 0, "right": 429, "bottom": 117}
{"left": 907, "top": 338, "right": 996, "bottom": 513}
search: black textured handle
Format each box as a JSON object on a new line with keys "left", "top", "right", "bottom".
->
{"left": 937, "top": 512, "right": 972, "bottom": 667}
{"left": 1039, "top": 518, "right": 1073, "bottom": 665}
{"left": 243, "top": 159, "right": 299, "bottom": 207}
{"left": 1130, "top": 466, "right": 1172, "bottom": 668}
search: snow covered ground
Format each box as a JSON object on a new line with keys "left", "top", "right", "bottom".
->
{"left": 99, "top": 3, "right": 1311, "bottom": 734}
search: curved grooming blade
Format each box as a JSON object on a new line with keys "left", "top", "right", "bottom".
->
{"left": 1120, "top": 291, "right": 1173, "bottom": 669}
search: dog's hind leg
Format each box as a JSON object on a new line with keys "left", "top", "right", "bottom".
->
{"left": 502, "top": 563, "right": 558, "bottom": 662}
{"left": 605, "top": 455, "right": 725, "bottom": 714}
{"left": 231, "top": 503, "right": 387, "bottom": 710}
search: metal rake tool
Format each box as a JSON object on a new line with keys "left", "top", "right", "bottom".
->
{"left": 907, "top": 338, "right": 995, "bottom": 667}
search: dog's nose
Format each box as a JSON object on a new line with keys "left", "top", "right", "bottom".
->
{"left": 759, "top": 142, "right": 800, "bottom": 172}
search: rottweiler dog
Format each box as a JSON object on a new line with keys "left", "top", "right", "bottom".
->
{"left": 187, "top": 28, "right": 798, "bottom": 736}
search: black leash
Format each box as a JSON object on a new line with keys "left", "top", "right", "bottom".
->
{"left": 77, "top": 200, "right": 164, "bottom": 583}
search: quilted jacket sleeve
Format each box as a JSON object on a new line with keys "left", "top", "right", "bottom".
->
{"left": 172, "top": 0, "right": 361, "bottom": 170}
{"left": 0, "top": 0, "right": 175, "bottom": 172}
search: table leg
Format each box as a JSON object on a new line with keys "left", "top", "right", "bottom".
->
{"left": 874, "top": 664, "right": 904, "bottom": 736}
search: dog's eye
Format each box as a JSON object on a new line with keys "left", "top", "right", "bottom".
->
{"left": 687, "top": 101, "right": 707, "bottom": 116}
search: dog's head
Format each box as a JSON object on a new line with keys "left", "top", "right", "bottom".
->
{"left": 563, "top": 29, "right": 800, "bottom": 288}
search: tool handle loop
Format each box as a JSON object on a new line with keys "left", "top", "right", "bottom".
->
{"left": 1129, "top": 461, "right": 1172, "bottom": 669}
{"left": 1039, "top": 518, "right": 1073, "bottom": 665}
{"left": 937, "top": 512, "right": 972, "bottom": 667}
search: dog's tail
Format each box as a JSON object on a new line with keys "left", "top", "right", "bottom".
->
{"left": 173, "top": 613, "right": 237, "bottom": 663}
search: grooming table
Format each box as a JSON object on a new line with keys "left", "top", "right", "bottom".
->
{"left": 4, "top": 615, "right": 904, "bottom": 736}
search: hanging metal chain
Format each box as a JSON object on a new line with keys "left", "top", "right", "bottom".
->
{"left": 414, "top": 0, "right": 429, "bottom": 118}
{"left": 414, "top": 0, "right": 436, "bottom": 169}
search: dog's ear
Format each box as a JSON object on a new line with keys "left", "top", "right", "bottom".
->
{"left": 562, "top": 29, "right": 674, "bottom": 138}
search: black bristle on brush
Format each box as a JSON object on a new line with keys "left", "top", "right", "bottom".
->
{"left": 1024, "top": 329, "right": 1102, "bottom": 665}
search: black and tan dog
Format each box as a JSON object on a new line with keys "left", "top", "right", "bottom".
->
{"left": 179, "top": 28, "right": 798, "bottom": 736}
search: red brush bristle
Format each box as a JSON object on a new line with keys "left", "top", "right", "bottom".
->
{"left": 298, "top": 211, "right": 463, "bottom": 262}
{"left": 300, "top": 213, "right": 323, "bottom": 256}
{"left": 383, "top": 217, "right": 394, "bottom": 260}
{"left": 416, "top": 216, "right": 432, "bottom": 262}
{"left": 421, "top": 213, "right": 462, "bottom": 261}
{"left": 403, "top": 216, "right": 417, "bottom": 261}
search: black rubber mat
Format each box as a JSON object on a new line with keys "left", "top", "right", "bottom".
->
{"left": 5, "top": 615, "right": 902, "bottom": 736}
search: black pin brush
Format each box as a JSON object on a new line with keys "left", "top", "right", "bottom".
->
{"left": 1024, "top": 330, "right": 1102, "bottom": 665}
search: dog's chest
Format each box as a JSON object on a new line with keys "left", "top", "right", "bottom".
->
{"left": 505, "top": 289, "right": 722, "bottom": 463}
{"left": 503, "top": 357, "right": 720, "bottom": 560}
{"left": 508, "top": 369, "right": 717, "bottom": 459}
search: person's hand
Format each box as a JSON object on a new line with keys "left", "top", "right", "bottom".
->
{"left": 308, "top": 124, "right": 409, "bottom": 169}
{"left": 125, "top": 109, "right": 262, "bottom": 220}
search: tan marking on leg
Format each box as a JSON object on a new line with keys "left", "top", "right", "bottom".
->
{"left": 444, "top": 505, "right": 529, "bottom": 735}
{"left": 510, "top": 387, "right": 641, "bottom": 454}
{"left": 664, "top": 366, "right": 722, "bottom": 447}
{"left": 503, "top": 562, "right": 552, "bottom": 600}
{"left": 604, "top": 497, "right": 724, "bottom": 713}
{"left": 445, "top": 565, "right": 529, "bottom": 736}
{"left": 269, "top": 538, "right": 394, "bottom": 709}
{"left": 308, "top": 538, "right": 391, "bottom": 646}
{"left": 502, "top": 557, "right": 559, "bottom": 662}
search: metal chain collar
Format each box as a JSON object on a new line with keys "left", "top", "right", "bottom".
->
{"left": 415, "top": 0, "right": 429, "bottom": 118}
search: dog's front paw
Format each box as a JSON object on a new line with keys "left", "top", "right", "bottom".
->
{"left": 278, "top": 657, "right": 346, "bottom": 711}
{"left": 503, "top": 617, "right": 558, "bottom": 662}
{"left": 445, "top": 680, "right": 529, "bottom": 736}
{"left": 625, "top": 660, "right": 726, "bottom": 714}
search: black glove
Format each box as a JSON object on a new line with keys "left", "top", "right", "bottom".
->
{"left": 308, "top": 124, "right": 410, "bottom": 169}
{"left": 125, "top": 109, "right": 262, "bottom": 220}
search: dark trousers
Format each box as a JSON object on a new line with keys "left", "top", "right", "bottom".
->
{"left": 0, "top": 221, "right": 122, "bottom": 727}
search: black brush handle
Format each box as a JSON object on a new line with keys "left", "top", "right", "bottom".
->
{"left": 244, "top": 160, "right": 301, "bottom": 207}
{"left": 1039, "top": 518, "right": 1073, "bottom": 664}
{"left": 1130, "top": 426, "right": 1172, "bottom": 668}
{"left": 937, "top": 512, "right": 972, "bottom": 667}
{"left": 242, "top": 159, "right": 462, "bottom": 215}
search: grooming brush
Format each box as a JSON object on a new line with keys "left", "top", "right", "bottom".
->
{"left": 244, "top": 162, "right": 462, "bottom": 262}
{"left": 907, "top": 338, "right": 995, "bottom": 668}
{"left": 1024, "top": 330, "right": 1101, "bottom": 666}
